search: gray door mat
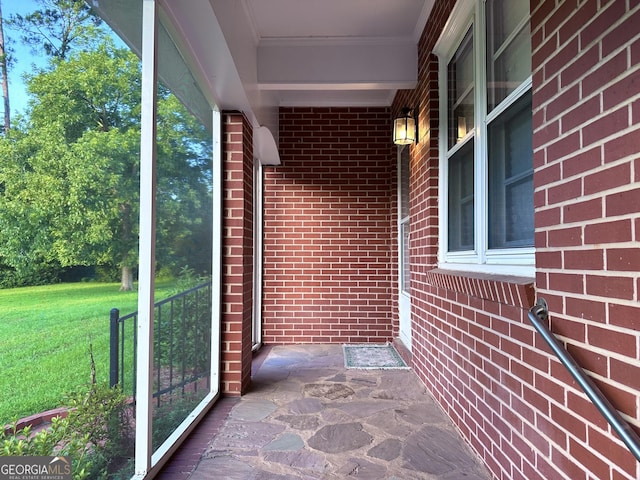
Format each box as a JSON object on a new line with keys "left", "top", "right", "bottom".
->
{"left": 343, "top": 343, "right": 409, "bottom": 369}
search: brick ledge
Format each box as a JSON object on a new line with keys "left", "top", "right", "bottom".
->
{"left": 425, "top": 268, "right": 535, "bottom": 309}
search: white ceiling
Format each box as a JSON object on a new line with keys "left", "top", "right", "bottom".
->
{"left": 95, "top": 0, "right": 434, "bottom": 163}
{"left": 245, "top": 0, "right": 429, "bottom": 40}
{"left": 242, "top": 0, "right": 432, "bottom": 107}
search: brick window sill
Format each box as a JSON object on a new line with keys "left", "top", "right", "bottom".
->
{"left": 425, "top": 268, "right": 535, "bottom": 310}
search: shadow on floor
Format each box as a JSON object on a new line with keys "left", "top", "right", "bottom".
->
{"left": 159, "top": 344, "right": 492, "bottom": 480}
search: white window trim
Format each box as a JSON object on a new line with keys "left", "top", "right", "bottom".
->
{"left": 434, "top": 0, "right": 534, "bottom": 278}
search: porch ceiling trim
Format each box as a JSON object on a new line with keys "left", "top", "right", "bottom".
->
{"left": 257, "top": 41, "right": 418, "bottom": 93}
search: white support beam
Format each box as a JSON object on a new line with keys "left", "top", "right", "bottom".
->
{"left": 135, "top": 0, "right": 158, "bottom": 476}
{"left": 210, "top": 107, "right": 222, "bottom": 388}
{"left": 257, "top": 41, "right": 417, "bottom": 90}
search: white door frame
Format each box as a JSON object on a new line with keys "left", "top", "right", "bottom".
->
{"left": 252, "top": 160, "right": 263, "bottom": 350}
{"left": 398, "top": 146, "right": 412, "bottom": 350}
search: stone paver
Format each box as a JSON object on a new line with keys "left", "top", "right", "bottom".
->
{"left": 307, "top": 422, "right": 373, "bottom": 453}
{"left": 190, "top": 344, "right": 492, "bottom": 479}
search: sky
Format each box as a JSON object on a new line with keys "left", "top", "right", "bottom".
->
{"left": 3, "top": 0, "right": 47, "bottom": 116}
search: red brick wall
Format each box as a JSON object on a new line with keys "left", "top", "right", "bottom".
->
{"left": 221, "top": 112, "right": 253, "bottom": 395}
{"left": 392, "top": 1, "right": 640, "bottom": 480}
{"left": 254, "top": 2, "right": 639, "bottom": 478}
{"left": 530, "top": 0, "right": 640, "bottom": 478}
{"left": 262, "top": 107, "right": 396, "bottom": 344}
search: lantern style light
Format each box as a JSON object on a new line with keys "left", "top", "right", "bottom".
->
{"left": 393, "top": 107, "right": 417, "bottom": 145}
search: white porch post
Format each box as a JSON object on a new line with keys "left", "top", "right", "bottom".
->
{"left": 252, "top": 159, "right": 263, "bottom": 349}
{"left": 210, "top": 107, "right": 222, "bottom": 390}
{"left": 135, "top": 0, "right": 158, "bottom": 476}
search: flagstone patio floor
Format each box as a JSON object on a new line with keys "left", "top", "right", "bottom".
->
{"left": 156, "top": 344, "right": 492, "bottom": 479}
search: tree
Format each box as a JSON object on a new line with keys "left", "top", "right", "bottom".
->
{"left": 0, "top": 0, "right": 105, "bottom": 136}
{"left": 0, "top": 0, "right": 10, "bottom": 132}
{"left": 154, "top": 92, "right": 214, "bottom": 279}
{"left": 6, "top": 0, "right": 101, "bottom": 61}
{"left": 0, "top": 42, "right": 212, "bottom": 290}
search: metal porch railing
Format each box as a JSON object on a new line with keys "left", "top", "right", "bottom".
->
{"left": 528, "top": 298, "right": 640, "bottom": 462}
{"left": 109, "top": 281, "right": 212, "bottom": 407}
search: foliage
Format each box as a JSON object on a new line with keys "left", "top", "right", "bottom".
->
{"left": 64, "top": 382, "right": 134, "bottom": 479}
{"left": 1, "top": 416, "right": 92, "bottom": 480}
{"left": 156, "top": 267, "right": 212, "bottom": 373}
{"left": 169, "top": 265, "right": 210, "bottom": 295}
{"left": 0, "top": 381, "right": 134, "bottom": 480}
{"left": 154, "top": 93, "right": 214, "bottom": 279}
{"left": 6, "top": 0, "right": 103, "bottom": 61}
{"left": 0, "top": 41, "right": 141, "bottom": 288}
{"left": 0, "top": 259, "right": 62, "bottom": 288}
{"left": 0, "top": 38, "right": 213, "bottom": 289}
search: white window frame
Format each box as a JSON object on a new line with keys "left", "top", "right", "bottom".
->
{"left": 434, "top": 0, "right": 534, "bottom": 277}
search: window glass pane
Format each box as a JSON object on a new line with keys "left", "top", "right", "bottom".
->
{"left": 401, "top": 222, "right": 410, "bottom": 293}
{"left": 487, "top": 0, "right": 528, "bottom": 46}
{"left": 448, "top": 140, "right": 475, "bottom": 251}
{"left": 399, "top": 146, "right": 410, "bottom": 293}
{"left": 448, "top": 27, "right": 474, "bottom": 149}
{"left": 486, "top": 0, "right": 531, "bottom": 110}
{"left": 400, "top": 147, "right": 410, "bottom": 219}
{"left": 488, "top": 93, "right": 533, "bottom": 248}
{"left": 152, "top": 20, "right": 213, "bottom": 455}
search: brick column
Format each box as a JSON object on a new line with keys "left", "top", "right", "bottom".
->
{"left": 221, "top": 111, "right": 253, "bottom": 395}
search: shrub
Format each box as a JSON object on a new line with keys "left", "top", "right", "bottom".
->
{"left": 0, "top": 383, "right": 134, "bottom": 480}
{"left": 1, "top": 417, "right": 92, "bottom": 480}
{"left": 155, "top": 265, "right": 212, "bottom": 373}
{"left": 0, "top": 260, "right": 62, "bottom": 288}
{"left": 0, "top": 345, "right": 135, "bottom": 479}
{"left": 64, "top": 383, "right": 134, "bottom": 479}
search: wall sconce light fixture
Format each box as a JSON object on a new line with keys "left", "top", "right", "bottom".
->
{"left": 393, "top": 107, "right": 417, "bottom": 145}
{"left": 457, "top": 116, "right": 467, "bottom": 143}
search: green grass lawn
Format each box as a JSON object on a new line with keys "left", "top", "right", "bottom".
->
{"left": 0, "top": 281, "right": 175, "bottom": 425}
